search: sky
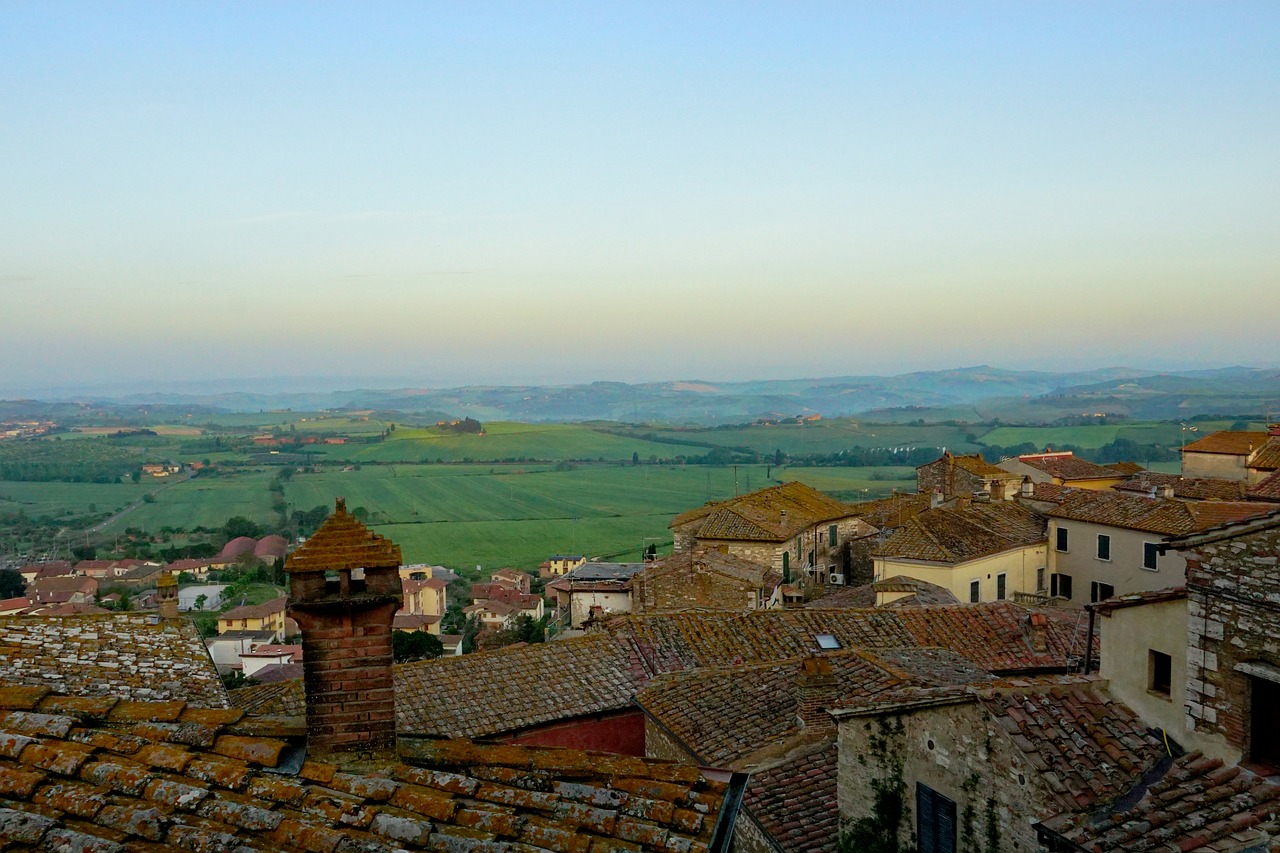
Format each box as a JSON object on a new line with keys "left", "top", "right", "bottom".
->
{"left": 2, "top": 2, "right": 1278, "bottom": 395}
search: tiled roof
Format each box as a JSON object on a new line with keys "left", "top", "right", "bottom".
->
{"left": 1249, "top": 469, "right": 1280, "bottom": 501}
{"left": 676, "top": 482, "right": 865, "bottom": 542}
{"left": 637, "top": 648, "right": 990, "bottom": 769}
{"left": 0, "top": 614, "right": 227, "bottom": 708}
{"left": 285, "top": 497, "right": 401, "bottom": 573}
{"left": 804, "top": 576, "right": 959, "bottom": 609}
{"left": 1090, "top": 586, "right": 1187, "bottom": 614}
{"left": 978, "top": 679, "right": 1165, "bottom": 813}
{"left": 1020, "top": 482, "right": 1074, "bottom": 504}
{"left": 1252, "top": 440, "right": 1280, "bottom": 471}
{"left": 1104, "top": 461, "right": 1147, "bottom": 475}
{"left": 1181, "top": 430, "right": 1271, "bottom": 456}
{"left": 1045, "top": 490, "right": 1273, "bottom": 535}
{"left": 228, "top": 679, "right": 307, "bottom": 717}
{"left": 1052, "top": 751, "right": 1280, "bottom": 852}
{"left": 839, "top": 493, "right": 933, "bottom": 530}
{"left": 218, "top": 597, "right": 287, "bottom": 622}
{"left": 740, "top": 742, "right": 839, "bottom": 853}
{"left": 1113, "top": 472, "right": 1251, "bottom": 501}
{"left": 1016, "top": 453, "right": 1123, "bottom": 481}
{"left": 609, "top": 602, "right": 1083, "bottom": 678}
{"left": 394, "top": 633, "right": 641, "bottom": 739}
{"left": 872, "top": 500, "right": 1046, "bottom": 563}
{"left": 0, "top": 686, "right": 740, "bottom": 853}
{"left": 919, "top": 452, "right": 1014, "bottom": 479}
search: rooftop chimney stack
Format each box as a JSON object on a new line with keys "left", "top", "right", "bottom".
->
{"left": 156, "top": 571, "right": 179, "bottom": 619}
{"left": 797, "top": 656, "right": 837, "bottom": 734}
{"left": 286, "top": 498, "right": 403, "bottom": 760}
{"left": 1026, "top": 612, "right": 1049, "bottom": 654}
{"left": 1020, "top": 476, "right": 1034, "bottom": 498}
{"left": 1157, "top": 484, "right": 1175, "bottom": 499}
{"left": 930, "top": 489, "right": 944, "bottom": 509}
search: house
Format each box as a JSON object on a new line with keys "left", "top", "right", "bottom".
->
{"left": 490, "top": 567, "right": 532, "bottom": 592}
{"left": 0, "top": 501, "right": 747, "bottom": 853}
{"left": 216, "top": 596, "right": 289, "bottom": 640}
{"left": 237, "top": 643, "right": 302, "bottom": 677}
{"left": 630, "top": 550, "right": 782, "bottom": 615}
{"left": 546, "top": 561, "right": 646, "bottom": 629}
{"left": 1180, "top": 424, "right": 1280, "bottom": 483}
{"left": 916, "top": 451, "right": 1022, "bottom": 499}
{"left": 0, "top": 596, "right": 31, "bottom": 615}
{"left": 670, "top": 481, "right": 878, "bottom": 586}
{"left": 29, "top": 575, "right": 97, "bottom": 606}
{"left": 397, "top": 576, "right": 448, "bottom": 634}
{"left": 997, "top": 450, "right": 1129, "bottom": 490}
{"left": 805, "top": 575, "right": 959, "bottom": 610}
{"left": 16, "top": 560, "right": 73, "bottom": 585}
{"left": 1043, "top": 489, "right": 1271, "bottom": 606}
{"left": 871, "top": 497, "right": 1048, "bottom": 604}
{"left": 538, "top": 553, "right": 587, "bottom": 578}
{"left": 165, "top": 556, "right": 220, "bottom": 578}
{"left": 1248, "top": 468, "right": 1280, "bottom": 502}
{"left": 205, "top": 630, "right": 278, "bottom": 671}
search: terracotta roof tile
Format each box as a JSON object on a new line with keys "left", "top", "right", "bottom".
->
{"left": 1046, "top": 490, "right": 1272, "bottom": 536}
{"left": 0, "top": 615, "right": 228, "bottom": 709}
{"left": 804, "top": 576, "right": 959, "bottom": 609}
{"left": 741, "top": 742, "right": 839, "bottom": 853}
{"left": 284, "top": 497, "right": 401, "bottom": 573}
{"left": 1251, "top": 440, "right": 1280, "bottom": 471}
{"left": 1053, "top": 751, "right": 1280, "bottom": 852}
{"left": 1249, "top": 469, "right": 1280, "bottom": 501}
{"left": 1015, "top": 453, "right": 1124, "bottom": 481}
{"left": 1181, "top": 430, "right": 1271, "bottom": 456}
{"left": 0, "top": 688, "right": 740, "bottom": 853}
{"left": 1112, "top": 472, "right": 1251, "bottom": 501}
{"left": 673, "top": 482, "right": 867, "bottom": 542}
{"left": 872, "top": 500, "right": 1046, "bottom": 563}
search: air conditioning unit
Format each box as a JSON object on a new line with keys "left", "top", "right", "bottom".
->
{"left": 828, "top": 575, "right": 843, "bottom": 585}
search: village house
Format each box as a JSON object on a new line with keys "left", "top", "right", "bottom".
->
{"left": 237, "top": 643, "right": 302, "bottom": 678}
{"left": 546, "top": 561, "right": 646, "bottom": 629}
{"left": 538, "top": 553, "right": 587, "bottom": 578}
{"left": 916, "top": 451, "right": 1022, "bottom": 499}
{"left": 631, "top": 550, "right": 782, "bottom": 615}
{"left": 1180, "top": 424, "right": 1280, "bottom": 483}
{"left": 997, "top": 449, "right": 1129, "bottom": 490}
{"left": 16, "top": 560, "right": 73, "bottom": 586}
{"left": 871, "top": 497, "right": 1048, "bottom": 604}
{"left": 29, "top": 574, "right": 98, "bottom": 606}
{"left": 1043, "top": 489, "right": 1270, "bottom": 606}
{"left": 1111, "top": 470, "right": 1252, "bottom": 501}
{"left": 216, "top": 596, "right": 289, "bottom": 640}
{"left": 670, "top": 481, "right": 877, "bottom": 586}
{"left": 395, "top": 575, "right": 448, "bottom": 634}
{"left": 0, "top": 500, "right": 747, "bottom": 853}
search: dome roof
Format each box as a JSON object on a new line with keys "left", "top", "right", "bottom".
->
{"left": 254, "top": 535, "right": 288, "bottom": 559}
{"left": 219, "top": 536, "right": 258, "bottom": 559}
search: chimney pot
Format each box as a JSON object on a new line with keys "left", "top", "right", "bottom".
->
{"left": 1026, "top": 612, "right": 1049, "bottom": 653}
{"left": 1020, "top": 476, "right": 1034, "bottom": 498}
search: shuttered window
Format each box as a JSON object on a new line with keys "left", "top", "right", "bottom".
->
{"left": 916, "top": 783, "right": 957, "bottom": 853}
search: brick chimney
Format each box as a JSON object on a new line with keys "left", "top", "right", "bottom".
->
{"left": 286, "top": 498, "right": 403, "bottom": 759}
{"left": 156, "top": 570, "right": 179, "bottom": 619}
{"left": 1026, "top": 612, "right": 1049, "bottom": 654}
{"left": 797, "top": 656, "right": 837, "bottom": 734}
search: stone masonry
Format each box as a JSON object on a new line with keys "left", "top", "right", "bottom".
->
{"left": 1181, "top": 522, "right": 1280, "bottom": 763}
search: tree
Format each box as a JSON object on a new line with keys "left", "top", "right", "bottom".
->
{"left": 71, "top": 544, "right": 96, "bottom": 562}
{"left": 392, "top": 630, "right": 444, "bottom": 662}
{"left": 193, "top": 593, "right": 207, "bottom": 611}
{"left": 632, "top": 451, "right": 640, "bottom": 465}
{"left": 0, "top": 569, "right": 25, "bottom": 598}
{"left": 222, "top": 516, "right": 263, "bottom": 540}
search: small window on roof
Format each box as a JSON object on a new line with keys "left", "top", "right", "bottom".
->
{"left": 815, "top": 634, "right": 841, "bottom": 650}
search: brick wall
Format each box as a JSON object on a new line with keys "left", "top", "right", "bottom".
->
{"left": 632, "top": 564, "right": 758, "bottom": 613}
{"left": 293, "top": 600, "right": 400, "bottom": 757}
{"left": 1183, "top": 525, "right": 1280, "bottom": 763}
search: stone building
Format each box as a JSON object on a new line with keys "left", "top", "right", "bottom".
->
{"left": 916, "top": 451, "right": 1021, "bottom": 499}
{"left": 1181, "top": 425, "right": 1280, "bottom": 483}
{"left": 631, "top": 550, "right": 782, "bottom": 615}
{"left": 670, "top": 481, "right": 876, "bottom": 585}
{"left": 1162, "top": 507, "right": 1280, "bottom": 767}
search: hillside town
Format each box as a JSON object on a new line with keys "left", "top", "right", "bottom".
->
{"left": 2, "top": 424, "right": 1280, "bottom": 851}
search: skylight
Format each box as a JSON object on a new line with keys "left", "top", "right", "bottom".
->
{"left": 815, "top": 634, "right": 841, "bottom": 650}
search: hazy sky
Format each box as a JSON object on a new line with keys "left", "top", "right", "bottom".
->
{"left": 2, "top": 2, "right": 1277, "bottom": 394}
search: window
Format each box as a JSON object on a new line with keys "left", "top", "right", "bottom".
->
{"left": 815, "top": 633, "right": 841, "bottom": 650}
{"left": 1143, "top": 543, "right": 1160, "bottom": 571}
{"left": 1055, "top": 526, "right": 1069, "bottom": 552}
{"left": 996, "top": 573, "right": 1007, "bottom": 601}
{"left": 807, "top": 550, "right": 815, "bottom": 567}
{"left": 1149, "top": 650, "right": 1172, "bottom": 698}
{"left": 1091, "top": 581, "right": 1115, "bottom": 603}
{"left": 1096, "top": 534, "right": 1111, "bottom": 561}
{"left": 1051, "top": 572, "right": 1073, "bottom": 600}
{"left": 969, "top": 580, "right": 980, "bottom": 603}
{"left": 1036, "top": 567, "right": 1046, "bottom": 592}
{"left": 829, "top": 525, "right": 838, "bottom": 547}
{"left": 916, "top": 783, "right": 957, "bottom": 853}
{"left": 782, "top": 551, "right": 790, "bottom": 576}
{"left": 1251, "top": 676, "right": 1280, "bottom": 769}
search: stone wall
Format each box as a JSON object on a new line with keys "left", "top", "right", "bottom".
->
{"left": 837, "top": 703, "right": 1055, "bottom": 853}
{"left": 632, "top": 565, "right": 757, "bottom": 613}
{"left": 644, "top": 716, "right": 698, "bottom": 764}
{"left": 1182, "top": 525, "right": 1280, "bottom": 764}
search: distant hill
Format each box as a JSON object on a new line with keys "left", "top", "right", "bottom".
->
{"left": 5, "top": 365, "right": 1277, "bottom": 425}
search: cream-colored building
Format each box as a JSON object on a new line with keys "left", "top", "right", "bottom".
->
{"left": 1180, "top": 428, "right": 1280, "bottom": 484}
{"left": 871, "top": 498, "right": 1048, "bottom": 603}
{"left": 997, "top": 451, "right": 1128, "bottom": 491}
{"left": 216, "top": 597, "right": 288, "bottom": 640}
{"left": 1044, "top": 490, "right": 1270, "bottom": 607}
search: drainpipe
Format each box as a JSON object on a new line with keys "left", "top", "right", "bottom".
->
{"left": 1083, "top": 603, "right": 1097, "bottom": 675}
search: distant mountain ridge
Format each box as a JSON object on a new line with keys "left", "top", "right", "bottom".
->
{"left": 11, "top": 364, "right": 1276, "bottom": 425}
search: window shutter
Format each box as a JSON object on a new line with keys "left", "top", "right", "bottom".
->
{"left": 917, "top": 784, "right": 936, "bottom": 853}
{"left": 937, "top": 795, "right": 956, "bottom": 853}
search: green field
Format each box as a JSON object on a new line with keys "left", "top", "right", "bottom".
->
{"left": 612, "top": 419, "right": 981, "bottom": 456}
{"left": 97, "top": 470, "right": 279, "bottom": 532}
{"left": 308, "top": 422, "right": 689, "bottom": 464}
{"left": 976, "top": 420, "right": 1242, "bottom": 450}
{"left": 0, "top": 480, "right": 151, "bottom": 517}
